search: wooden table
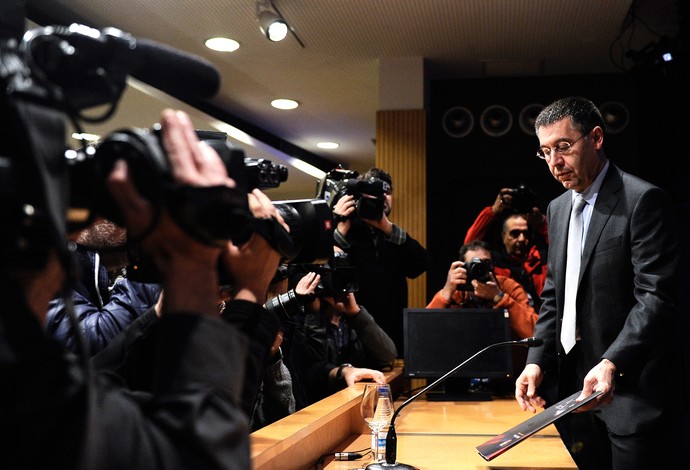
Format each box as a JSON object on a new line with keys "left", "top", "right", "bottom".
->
{"left": 251, "top": 366, "right": 575, "bottom": 470}
{"left": 323, "top": 395, "right": 573, "bottom": 470}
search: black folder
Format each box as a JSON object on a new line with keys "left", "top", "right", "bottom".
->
{"left": 476, "top": 389, "right": 604, "bottom": 461}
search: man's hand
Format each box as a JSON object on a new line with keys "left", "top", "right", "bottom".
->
{"left": 341, "top": 366, "right": 387, "bottom": 387}
{"left": 332, "top": 194, "right": 355, "bottom": 235}
{"left": 295, "top": 272, "right": 320, "bottom": 296}
{"left": 339, "top": 292, "right": 361, "bottom": 317}
{"left": 515, "top": 363, "right": 546, "bottom": 413}
{"left": 441, "top": 260, "right": 466, "bottom": 300}
{"left": 470, "top": 272, "right": 502, "bottom": 301}
{"left": 106, "top": 109, "right": 235, "bottom": 317}
{"left": 493, "top": 188, "right": 514, "bottom": 214}
{"left": 574, "top": 358, "right": 616, "bottom": 411}
{"left": 220, "top": 189, "right": 288, "bottom": 305}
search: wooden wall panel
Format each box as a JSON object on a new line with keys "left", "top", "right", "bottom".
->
{"left": 375, "top": 109, "right": 427, "bottom": 308}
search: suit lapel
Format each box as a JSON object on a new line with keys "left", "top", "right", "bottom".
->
{"left": 550, "top": 193, "right": 572, "bottom": 303}
{"left": 580, "top": 164, "right": 623, "bottom": 278}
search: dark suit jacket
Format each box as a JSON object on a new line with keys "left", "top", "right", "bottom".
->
{"left": 527, "top": 163, "right": 684, "bottom": 436}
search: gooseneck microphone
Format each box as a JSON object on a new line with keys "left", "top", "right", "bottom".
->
{"left": 365, "top": 337, "right": 544, "bottom": 470}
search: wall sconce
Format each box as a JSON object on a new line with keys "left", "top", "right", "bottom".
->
{"left": 256, "top": 0, "right": 305, "bottom": 47}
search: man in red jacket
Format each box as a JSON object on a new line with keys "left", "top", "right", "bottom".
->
{"left": 465, "top": 189, "right": 547, "bottom": 308}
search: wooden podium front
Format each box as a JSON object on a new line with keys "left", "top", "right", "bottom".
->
{"left": 250, "top": 364, "right": 575, "bottom": 470}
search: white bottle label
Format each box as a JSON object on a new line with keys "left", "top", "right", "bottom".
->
{"left": 377, "top": 430, "right": 387, "bottom": 461}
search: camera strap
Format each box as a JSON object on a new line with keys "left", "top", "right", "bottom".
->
{"left": 249, "top": 216, "right": 295, "bottom": 261}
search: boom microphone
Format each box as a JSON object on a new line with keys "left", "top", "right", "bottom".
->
{"left": 22, "top": 23, "right": 220, "bottom": 106}
{"left": 122, "top": 36, "right": 221, "bottom": 98}
{"left": 366, "top": 337, "right": 544, "bottom": 470}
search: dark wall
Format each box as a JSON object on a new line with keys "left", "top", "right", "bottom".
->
{"left": 425, "top": 73, "right": 640, "bottom": 297}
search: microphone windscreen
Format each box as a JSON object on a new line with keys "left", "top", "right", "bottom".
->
{"left": 130, "top": 38, "right": 221, "bottom": 99}
{"left": 526, "top": 337, "right": 544, "bottom": 347}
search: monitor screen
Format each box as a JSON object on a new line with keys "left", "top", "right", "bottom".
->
{"left": 403, "top": 308, "right": 514, "bottom": 380}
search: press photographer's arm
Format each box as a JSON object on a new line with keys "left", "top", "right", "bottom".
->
{"left": 1, "top": 109, "right": 282, "bottom": 469}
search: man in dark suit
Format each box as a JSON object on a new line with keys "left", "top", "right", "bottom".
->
{"left": 514, "top": 96, "right": 686, "bottom": 469}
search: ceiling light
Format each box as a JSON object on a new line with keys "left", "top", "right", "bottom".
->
{"left": 256, "top": 0, "right": 305, "bottom": 47}
{"left": 205, "top": 37, "right": 240, "bottom": 52}
{"left": 317, "top": 142, "right": 339, "bottom": 149}
{"left": 71, "top": 132, "right": 100, "bottom": 142}
{"left": 258, "top": 9, "right": 288, "bottom": 42}
{"left": 256, "top": 0, "right": 287, "bottom": 41}
{"left": 271, "top": 98, "right": 299, "bottom": 110}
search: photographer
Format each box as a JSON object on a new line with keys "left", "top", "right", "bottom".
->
{"left": 331, "top": 168, "right": 428, "bottom": 357}
{"left": 426, "top": 239, "right": 538, "bottom": 396}
{"left": 464, "top": 187, "right": 548, "bottom": 308}
{"left": 1, "top": 109, "right": 285, "bottom": 469}
{"left": 427, "top": 240, "right": 538, "bottom": 340}
{"left": 281, "top": 250, "right": 396, "bottom": 406}
{"left": 466, "top": 186, "right": 548, "bottom": 247}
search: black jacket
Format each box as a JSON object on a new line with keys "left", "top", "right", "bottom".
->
{"left": 335, "top": 221, "right": 428, "bottom": 356}
{"left": 294, "top": 305, "right": 397, "bottom": 406}
{"left": 1, "top": 277, "right": 278, "bottom": 470}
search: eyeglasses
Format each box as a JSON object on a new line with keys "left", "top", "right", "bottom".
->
{"left": 536, "top": 131, "right": 589, "bottom": 161}
{"left": 507, "top": 229, "right": 530, "bottom": 239}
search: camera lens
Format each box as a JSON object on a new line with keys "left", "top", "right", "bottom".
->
{"left": 272, "top": 198, "right": 334, "bottom": 264}
{"left": 264, "top": 290, "right": 303, "bottom": 321}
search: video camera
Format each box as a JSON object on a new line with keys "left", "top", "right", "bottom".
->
{"left": 315, "top": 166, "right": 389, "bottom": 221}
{"left": 457, "top": 257, "right": 494, "bottom": 291}
{"left": 100, "top": 128, "right": 333, "bottom": 282}
{"left": 264, "top": 250, "right": 359, "bottom": 321}
{"left": 1, "top": 21, "right": 333, "bottom": 275}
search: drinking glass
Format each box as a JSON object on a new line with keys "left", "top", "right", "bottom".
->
{"left": 360, "top": 383, "right": 394, "bottom": 463}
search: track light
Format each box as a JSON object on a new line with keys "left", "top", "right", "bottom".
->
{"left": 256, "top": 0, "right": 305, "bottom": 47}
{"left": 258, "top": 8, "right": 288, "bottom": 42}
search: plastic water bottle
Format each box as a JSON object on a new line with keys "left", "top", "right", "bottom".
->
{"left": 377, "top": 428, "right": 388, "bottom": 461}
{"left": 373, "top": 386, "right": 393, "bottom": 462}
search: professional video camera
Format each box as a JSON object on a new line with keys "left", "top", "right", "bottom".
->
{"left": 457, "top": 257, "right": 493, "bottom": 291}
{"left": 503, "top": 184, "right": 538, "bottom": 214}
{"left": 264, "top": 250, "right": 359, "bottom": 321}
{"left": 96, "top": 128, "right": 332, "bottom": 282}
{"left": 1, "top": 21, "right": 333, "bottom": 275}
{"left": 315, "top": 166, "right": 390, "bottom": 221}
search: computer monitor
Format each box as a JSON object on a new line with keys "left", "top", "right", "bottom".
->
{"left": 403, "top": 308, "right": 514, "bottom": 401}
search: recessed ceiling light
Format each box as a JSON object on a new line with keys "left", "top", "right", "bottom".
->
{"left": 205, "top": 37, "right": 240, "bottom": 52}
{"left": 317, "top": 141, "right": 339, "bottom": 149}
{"left": 271, "top": 98, "right": 299, "bottom": 110}
{"left": 71, "top": 132, "right": 100, "bottom": 142}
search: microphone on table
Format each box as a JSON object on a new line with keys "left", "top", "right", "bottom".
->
{"left": 365, "top": 336, "right": 544, "bottom": 470}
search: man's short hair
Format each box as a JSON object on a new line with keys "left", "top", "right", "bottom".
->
{"left": 502, "top": 213, "right": 529, "bottom": 233}
{"left": 459, "top": 239, "right": 491, "bottom": 259}
{"left": 362, "top": 167, "right": 392, "bottom": 193}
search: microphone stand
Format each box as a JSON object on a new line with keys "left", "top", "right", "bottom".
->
{"left": 365, "top": 337, "right": 542, "bottom": 470}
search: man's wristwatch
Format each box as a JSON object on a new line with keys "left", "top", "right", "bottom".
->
{"left": 493, "top": 292, "right": 505, "bottom": 304}
{"left": 336, "top": 363, "right": 353, "bottom": 380}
